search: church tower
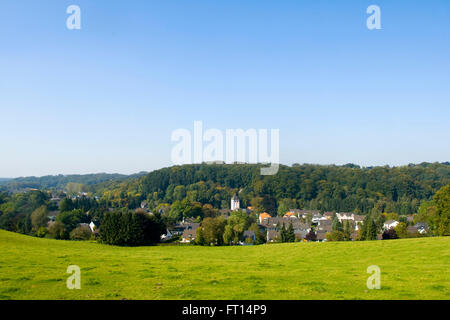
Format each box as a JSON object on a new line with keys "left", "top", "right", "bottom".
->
{"left": 231, "top": 195, "right": 240, "bottom": 211}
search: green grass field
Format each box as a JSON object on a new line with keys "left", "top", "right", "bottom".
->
{"left": 0, "top": 230, "right": 449, "bottom": 300}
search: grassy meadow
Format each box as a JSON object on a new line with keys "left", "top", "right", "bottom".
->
{"left": 0, "top": 230, "right": 449, "bottom": 300}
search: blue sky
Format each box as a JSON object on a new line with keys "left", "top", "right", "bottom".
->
{"left": 0, "top": 0, "right": 449, "bottom": 177}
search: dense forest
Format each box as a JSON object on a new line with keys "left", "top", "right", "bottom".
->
{"left": 102, "top": 162, "right": 450, "bottom": 215}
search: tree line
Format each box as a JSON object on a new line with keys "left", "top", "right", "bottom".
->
{"left": 100, "top": 162, "right": 449, "bottom": 216}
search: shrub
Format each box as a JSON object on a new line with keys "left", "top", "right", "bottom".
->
{"left": 305, "top": 230, "right": 317, "bottom": 241}
{"left": 36, "top": 227, "right": 48, "bottom": 238}
{"left": 394, "top": 222, "right": 408, "bottom": 238}
{"left": 48, "top": 221, "right": 68, "bottom": 240}
{"left": 382, "top": 228, "right": 398, "bottom": 240}
{"left": 70, "top": 225, "right": 92, "bottom": 241}
{"left": 327, "top": 230, "right": 345, "bottom": 241}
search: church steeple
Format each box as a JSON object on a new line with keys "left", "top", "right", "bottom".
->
{"left": 231, "top": 194, "right": 240, "bottom": 211}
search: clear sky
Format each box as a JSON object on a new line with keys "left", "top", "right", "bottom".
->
{"left": 0, "top": 0, "right": 449, "bottom": 177}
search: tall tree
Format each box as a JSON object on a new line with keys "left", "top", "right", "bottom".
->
{"left": 287, "top": 222, "right": 295, "bottom": 242}
{"left": 30, "top": 205, "right": 48, "bottom": 231}
{"left": 280, "top": 224, "right": 287, "bottom": 242}
{"left": 342, "top": 220, "right": 353, "bottom": 240}
{"left": 332, "top": 216, "right": 343, "bottom": 232}
{"left": 364, "top": 216, "right": 378, "bottom": 240}
{"left": 416, "top": 184, "right": 450, "bottom": 236}
{"left": 201, "top": 217, "right": 226, "bottom": 246}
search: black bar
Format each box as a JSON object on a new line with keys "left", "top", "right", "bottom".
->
{"left": 1, "top": 300, "right": 448, "bottom": 319}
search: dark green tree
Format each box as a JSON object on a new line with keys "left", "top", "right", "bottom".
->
{"left": 287, "top": 222, "right": 295, "bottom": 242}
{"left": 280, "top": 223, "right": 287, "bottom": 242}
{"left": 332, "top": 216, "right": 343, "bottom": 232}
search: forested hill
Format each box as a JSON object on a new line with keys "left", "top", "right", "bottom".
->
{"left": 2, "top": 163, "right": 448, "bottom": 215}
{"left": 106, "top": 162, "right": 450, "bottom": 215}
{"left": 0, "top": 172, "right": 147, "bottom": 192}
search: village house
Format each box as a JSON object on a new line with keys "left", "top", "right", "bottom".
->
{"left": 160, "top": 229, "right": 173, "bottom": 242}
{"left": 317, "top": 219, "right": 332, "bottom": 233}
{"left": 286, "top": 209, "right": 301, "bottom": 216}
{"left": 298, "top": 209, "right": 320, "bottom": 219}
{"left": 260, "top": 216, "right": 281, "bottom": 228}
{"left": 285, "top": 209, "right": 319, "bottom": 219}
{"left": 332, "top": 213, "right": 365, "bottom": 230}
{"left": 169, "top": 220, "right": 201, "bottom": 241}
{"left": 259, "top": 216, "right": 311, "bottom": 242}
{"left": 283, "top": 211, "right": 298, "bottom": 219}
{"left": 293, "top": 222, "right": 311, "bottom": 234}
{"left": 414, "top": 222, "right": 429, "bottom": 234}
{"left": 383, "top": 220, "right": 399, "bottom": 230}
{"left": 266, "top": 229, "right": 281, "bottom": 243}
{"left": 260, "top": 217, "right": 310, "bottom": 232}
{"left": 258, "top": 212, "right": 272, "bottom": 224}
{"left": 312, "top": 213, "right": 327, "bottom": 224}
{"left": 336, "top": 212, "right": 355, "bottom": 223}
{"left": 181, "top": 226, "right": 199, "bottom": 243}
{"left": 239, "top": 230, "right": 256, "bottom": 245}
{"left": 89, "top": 220, "right": 99, "bottom": 233}
{"left": 168, "top": 223, "right": 186, "bottom": 236}
{"left": 406, "top": 223, "right": 428, "bottom": 236}
{"left": 183, "top": 222, "right": 200, "bottom": 231}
